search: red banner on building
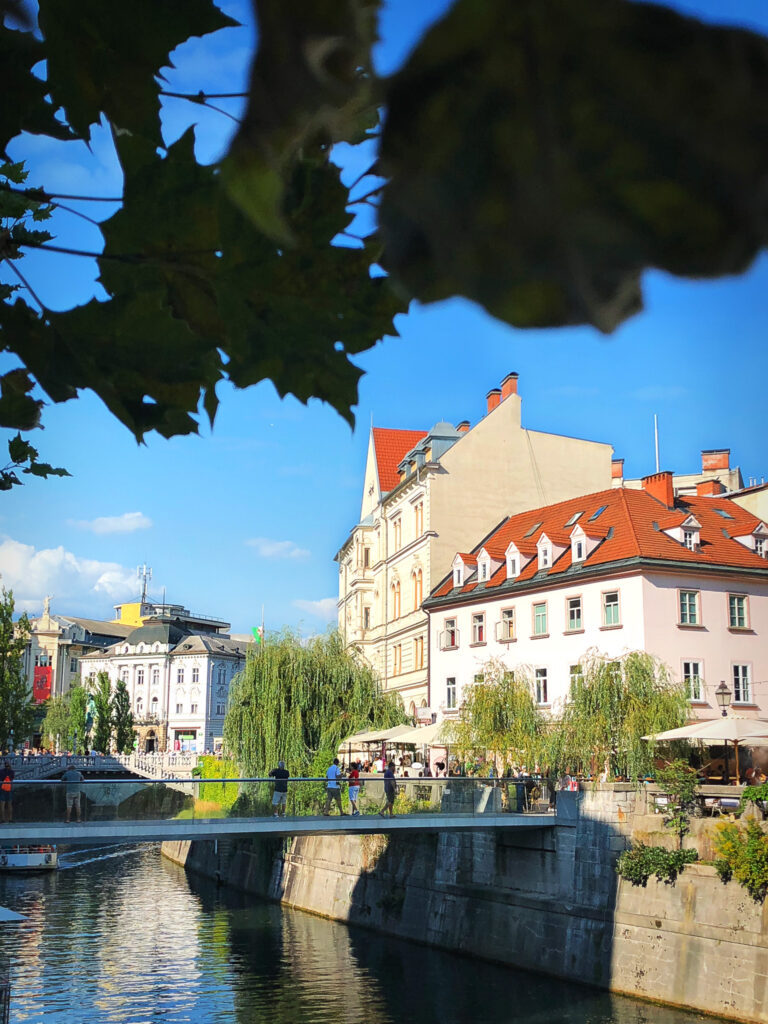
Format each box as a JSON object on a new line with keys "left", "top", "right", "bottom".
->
{"left": 33, "top": 666, "right": 52, "bottom": 703}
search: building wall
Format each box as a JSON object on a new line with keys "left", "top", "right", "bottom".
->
{"left": 641, "top": 571, "right": 768, "bottom": 717}
{"left": 429, "top": 574, "right": 647, "bottom": 717}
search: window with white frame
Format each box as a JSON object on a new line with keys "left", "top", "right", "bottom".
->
{"left": 569, "top": 664, "right": 583, "bottom": 689}
{"left": 683, "top": 661, "right": 702, "bottom": 701}
{"left": 499, "top": 608, "right": 515, "bottom": 641}
{"left": 574, "top": 540, "right": 584, "bottom": 561}
{"left": 728, "top": 594, "right": 748, "bottom": 629}
{"left": 533, "top": 602, "right": 547, "bottom": 636}
{"left": 121, "top": 669, "right": 129, "bottom": 684}
{"left": 136, "top": 668, "right": 144, "bottom": 686}
{"left": 733, "top": 664, "right": 751, "bottom": 703}
{"left": 453, "top": 566, "right": 462, "bottom": 587}
{"left": 479, "top": 561, "right": 488, "bottom": 582}
{"left": 535, "top": 668, "right": 548, "bottom": 705}
{"left": 150, "top": 696, "right": 158, "bottom": 716}
{"left": 176, "top": 667, "right": 184, "bottom": 685}
{"left": 363, "top": 606, "right": 371, "bottom": 630}
{"left": 566, "top": 596, "right": 582, "bottom": 631}
{"left": 175, "top": 703, "right": 183, "bottom": 714}
{"left": 393, "top": 517, "right": 402, "bottom": 551}
{"left": 679, "top": 590, "right": 699, "bottom": 625}
{"left": 756, "top": 536, "right": 765, "bottom": 558}
{"left": 70, "top": 657, "right": 78, "bottom": 673}
{"left": 442, "top": 618, "right": 458, "bottom": 649}
{"left": 539, "top": 545, "right": 550, "bottom": 569}
{"left": 363, "top": 546, "right": 371, "bottom": 567}
{"left": 190, "top": 703, "right": 199, "bottom": 714}
{"left": 602, "top": 591, "right": 620, "bottom": 626}
{"left": 136, "top": 698, "right": 143, "bottom": 715}
{"left": 446, "top": 677, "right": 457, "bottom": 709}
{"left": 506, "top": 554, "right": 518, "bottom": 579}
{"left": 472, "top": 613, "right": 485, "bottom": 644}
{"left": 683, "top": 530, "right": 696, "bottom": 551}
{"left": 151, "top": 667, "right": 159, "bottom": 686}
{"left": 414, "top": 502, "right": 424, "bottom": 536}
{"left": 414, "top": 635, "right": 424, "bottom": 669}
{"left": 192, "top": 667, "right": 199, "bottom": 683}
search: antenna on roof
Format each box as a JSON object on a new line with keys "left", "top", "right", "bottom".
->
{"left": 654, "top": 414, "right": 660, "bottom": 474}
{"left": 137, "top": 564, "right": 152, "bottom": 603}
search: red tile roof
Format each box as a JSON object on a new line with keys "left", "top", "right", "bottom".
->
{"left": 429, "top": 487, "right": 768, "bottom": 602}
{"left": 372, "top": 428, "right": 427, "bottom": 494}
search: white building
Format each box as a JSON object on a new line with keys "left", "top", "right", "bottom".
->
{"left": 425, "top": 472, "right": 768, "bottom": 722}
{"left": 81, "top": 621, "right": 248, "bottom": 752}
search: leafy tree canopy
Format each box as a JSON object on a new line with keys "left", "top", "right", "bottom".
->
{"left": 0, "top": 586, "right": 34, "bottom": 748}
{"left": 1, "top": 0, "right": 766, "bottom": 466}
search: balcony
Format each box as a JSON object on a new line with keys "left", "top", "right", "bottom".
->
{"left": 438, "top": 629, "right": 460, "bottom": 651}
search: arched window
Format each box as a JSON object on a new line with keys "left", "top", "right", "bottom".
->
{"left": 391, "top": 580, "right": 401, "bottom": 618}
{"left": 413, "top": 569, "right": 423, "bottom": 610}
{"left": 409, "top": 701, "right": 416, "bottom": 719}
{"left": 150, "top": 696, "right": 159, "bottom": 717}
{"left": 135, "top": 697, "right": 143, "bottom": 716}
{"left": 217, "top": 664, "right": 226, "bottom": 686}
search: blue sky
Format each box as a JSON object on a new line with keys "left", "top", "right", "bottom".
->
{"left": 0, "top": 0, "right": 766, "bottom": 632}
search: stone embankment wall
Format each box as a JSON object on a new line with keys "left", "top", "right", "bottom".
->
{"left": 163, "top": 787, "right": 768, "bottom": 1023}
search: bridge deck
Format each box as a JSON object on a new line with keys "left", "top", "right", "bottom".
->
{"left": 1, "top": 813, "right": 555, "bottom": 846}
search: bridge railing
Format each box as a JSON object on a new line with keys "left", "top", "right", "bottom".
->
{"left": 0, "top": 752, "right": 199, "bottom": 780}
{"left": 2, "top": 775, "right": 555, "bottom": 825}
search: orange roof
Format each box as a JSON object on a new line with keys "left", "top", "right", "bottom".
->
{"left": 372, "top": 428, "right": 427, "bottom": 494}
{"left": 429, "top": 487, "right": 768, "bottom": 602}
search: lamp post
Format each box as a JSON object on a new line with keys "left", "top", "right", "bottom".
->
{"left": 715, "top": 681, "right": 734, "bottom": 784}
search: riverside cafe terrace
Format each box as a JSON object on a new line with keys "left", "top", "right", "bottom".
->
{"left": 339, "top": 722, "right": 450, "bottom": 767}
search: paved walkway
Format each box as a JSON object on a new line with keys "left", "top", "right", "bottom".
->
{"left": 0, "top": 812, "right": 556, "bottom": 846}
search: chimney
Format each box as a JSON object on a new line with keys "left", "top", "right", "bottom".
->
{"left": 702, "top": 449, "right": 730, "bottom": 472}
{"left": 486, "top": 388, "right": 502, "bottom": 414}
{"left": 642, "top": 470, "right": 675, "bottom": 508}
{"left": 611, "top": 458, "right": 624, "bottom": 480}
{"left": 500, "top": 372, "right": 519, "bottom": 400}
{"left": 696, "top": 479, "right": 726, "bottom": 497}
{"left": 456, "top": 420, "right": 470, "bottom": 433}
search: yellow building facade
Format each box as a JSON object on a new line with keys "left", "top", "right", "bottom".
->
{"left": 336, "top": 374, "right": 614, "bottom": 714}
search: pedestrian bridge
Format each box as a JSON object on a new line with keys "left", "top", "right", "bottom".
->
{"left": 7, "top": 752, "right": 198, "bottom": 781}
{"left": 0, "top": 775, "right": 561, "bottom": 846}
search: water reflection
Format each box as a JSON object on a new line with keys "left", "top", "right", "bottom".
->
{"left": 0, "top": 846, "right": 725, "bottom": 1024}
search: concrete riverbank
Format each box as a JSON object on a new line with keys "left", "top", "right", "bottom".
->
{"left": 162, "top": 786, "right": 768, "bottom": 1023}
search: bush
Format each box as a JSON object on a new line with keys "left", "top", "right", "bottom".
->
{"left": 713, "top": 820, "right": 768, "bottom": 902}
{"left": 739, "top": 782, "right": 768, "bottom": 815}
{"left": 616, "top": 842, "right": 697, "bottom": 886}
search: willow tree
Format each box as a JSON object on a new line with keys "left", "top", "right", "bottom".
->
{"left": 223, "top": 629, "right": 405, "bottom": 779}
{"left": 447, "top": 658, "right": 545, "bottom": 773}
{"left": 0, "top": 587, "right": 34, "bottom": 749}
{"left": 549, "top": 650, "right": 688, "bottom": 781}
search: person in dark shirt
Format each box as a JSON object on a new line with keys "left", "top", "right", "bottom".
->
{"left": 380, "top": 761, "right": 397, "bottom": 817}
{"left": 1, "top": 761, "right": 14, "bottom": 823}
{"left": 269, "top": 761, "right": 290, "bottom": 817}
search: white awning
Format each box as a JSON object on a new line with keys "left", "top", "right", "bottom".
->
{"left": 340, "top": 724, "right": 416, "bottom": 746}
{"left": 391, "top": 721, "right": 451, "bottom": 746}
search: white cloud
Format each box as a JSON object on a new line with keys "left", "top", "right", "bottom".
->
{"left": 68, "top": 511, "right": 153, "bottom": 535}
{"left": 293, "top": 597, "right": 338, "bottom": 622}
{"left": 246, "top": 537, "right": 310, "bottom": 560}
{"left": 0, "top": 537, "right": 136, "bottom": 616}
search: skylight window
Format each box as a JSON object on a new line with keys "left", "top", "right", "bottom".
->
{"left": 714, "top": 508, "right": 734, "bottom": 520}
{"left": 524, "top": 521, "right": 543, "bottom": 538}
{"left": 564, "top": 511, "right": 583, "bottom": 527}
{"left": 588, "top": 505, "right": 608, "bottom": 522}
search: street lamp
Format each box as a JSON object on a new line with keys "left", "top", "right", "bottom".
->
{"left": 715, "top": 680, "right": 732, "bottom": 718}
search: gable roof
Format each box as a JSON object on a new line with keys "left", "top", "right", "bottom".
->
{"left": 428, "top": 487, "right": 768, "bottom": 603}
{"left": 372, "top": 428, "right": 427, "bottom": 495}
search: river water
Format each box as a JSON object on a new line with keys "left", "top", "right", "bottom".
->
{"left": 0, "top": 845, "right": 722, "bottom": 1024}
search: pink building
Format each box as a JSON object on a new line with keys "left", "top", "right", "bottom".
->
{"left": 425, "top": 473, "right": 768, "bottom": 722}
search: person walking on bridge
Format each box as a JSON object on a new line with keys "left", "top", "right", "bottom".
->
{"left": 61, "top": 765, "right": 84, "bottom": 822}
{"left": 322, "top": 758, "right": 346, "bottom": 816}
{"left": 269, "top": 760, "right": 290, "bottom": 817}
{"left": 380, "top": 760, "right": 397, "bottom": 817}
{"left": 0, "top": 760, "right": 14, "bottom": 823}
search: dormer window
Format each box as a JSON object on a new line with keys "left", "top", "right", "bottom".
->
{"left": 757, "top": 537, "right": 765, "bottom": 558}
{"left": 453, "top": 567, "right": 462, "bottom": 587}
{"left": 479, "top": 562, "right": 488, "bottom": 581}
{"left": 536, "top": 533, "right": 553, "bottom": 571}
{"left": 574, "top": 541, "right": 584, "bottom": 561}
{"left": 683, "top": 530, "right": 695, "bottom": 551}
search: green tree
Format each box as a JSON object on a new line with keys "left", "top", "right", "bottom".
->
{"left": 549, "top": 651, "right": 688, "bottom": 781}
{"left": 447, "top": 657, "right": 545, "bottom": 773}
{"left": 223, "top": 629, "right": 405, "bottom": 778}
{"left": 112, "top": 679, "right": 135, "bottom": 754}
{"left": 40, "top": 693, "right": 71, "bottom": 751}
{"left": 0, "top": 586, "right": 34, "bottom": 749}
{"left": 1, "top": 1, "right": 767, "bottom": 456}
{"left": 68, "top": 682, "right": 88, "bottom": 753}
{"left": 91, "top": 671, "right": 114, "bottom": 753}
{"left": 655, "top": 759, "right": 699, "bottom": 849}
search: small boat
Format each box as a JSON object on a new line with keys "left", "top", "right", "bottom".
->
{"left": 0, "top": 845, "right": 57, "bottom": 872}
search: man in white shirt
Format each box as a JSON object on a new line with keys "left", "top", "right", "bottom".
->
{"left": 322, "top": 758, "right": 346, "bottom": 816}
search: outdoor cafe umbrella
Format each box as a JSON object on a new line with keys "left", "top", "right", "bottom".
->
{"left": 393, "top": 721, "right": 450, "bottom": 747}
{"left": 643, "top": 716, "right": 768, "bottom": 784}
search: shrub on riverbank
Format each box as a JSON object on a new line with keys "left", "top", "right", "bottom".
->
{"left": 714, "top": 820, "right": 768, "bottom": 902}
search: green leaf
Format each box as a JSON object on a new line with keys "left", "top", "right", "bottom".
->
{"left": 37, "top": 0, "right": 238, "bottom": 143}
{"left": 379, "top": 0, "right": 768, "bottom": 333}
{"left": 0, "top": 370, "right": 43, "bottom": 430}
{"left": 8, "top": 431, "right": 36, "bottom": 464}
{"left": 223, "top": 0, "right": 381, "bottom": 240}
{"left": 0, "top": 25, "right": 71, "bottom": 153}
{"left": 22, "top": 461, "right": 71, "bottom": 478}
